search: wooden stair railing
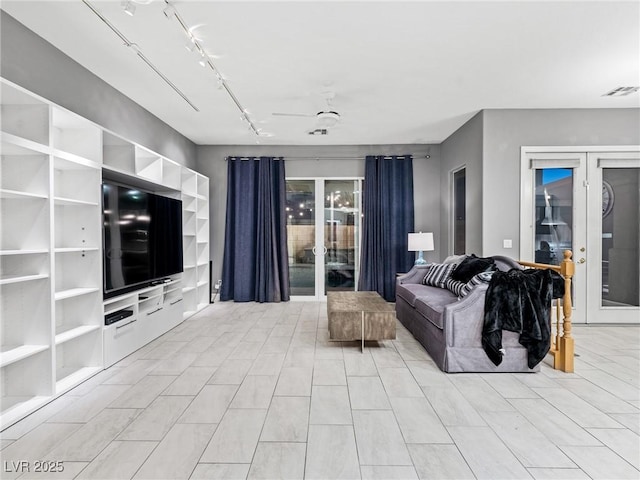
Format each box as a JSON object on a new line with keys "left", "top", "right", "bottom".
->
{"left": 518, "top": 250, "right": 575, "bottom": 373}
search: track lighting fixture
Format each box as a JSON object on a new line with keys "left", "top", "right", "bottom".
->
{"left": 121, "top": 0, "right": 135, "bottom": 16}
{"left": 83, "top": 0, "right": 199, "bottom": 111}
{"left": 215, "top": 73, "right": 225, "bottom": 90}
{"left": 126, "top": 42, "right": 141, "bottom": 54}
{"left": 161, "top": 0, "right": 260, "bottom": 136}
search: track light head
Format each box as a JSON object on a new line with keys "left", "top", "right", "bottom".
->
{"left": 163, "top": 4, "right": 176, "bottom": 18}
{"left": 121, "top": 0, "right": 136, "bottom": 16}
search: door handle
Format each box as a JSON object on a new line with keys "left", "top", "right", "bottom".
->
{"left": 322, "top": 246, "right": 327, "bottom": 255}
{"left": 312, "top": 246, "right": 317, "bottom": 255}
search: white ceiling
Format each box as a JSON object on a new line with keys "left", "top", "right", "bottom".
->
{"left": 2, "top": 0, "right": 639, "bottom": 146}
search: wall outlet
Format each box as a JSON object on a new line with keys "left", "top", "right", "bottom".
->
{"left": 214, "top": 280, "right": 222, "bottom": 290}
{"left": 503, "top": 239, "right": 513, "bottom": 249}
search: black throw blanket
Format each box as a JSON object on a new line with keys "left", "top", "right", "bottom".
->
{"left": 483, "top": 268, "right": 565, "bottom": 368}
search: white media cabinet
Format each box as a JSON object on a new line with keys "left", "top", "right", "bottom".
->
{"left": 0, "top": 79, "right": 210, "bottom": 429}
{"left": 103, "top": 280, "right": 184, "bottom": 367}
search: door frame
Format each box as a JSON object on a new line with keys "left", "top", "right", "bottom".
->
{"left": 287, "top": 177, "right": 364, "bottom": 301}
{"left": 520, "top": 145, "right": 640, "bottom": 324}
{"left": 449, "top": 165, "right": 467, "bottom": 256}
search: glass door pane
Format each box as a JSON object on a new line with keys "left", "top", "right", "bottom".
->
{"left": 534, "top": 168, "right": 573, "bottom": 265}
{"left": 324, "top": 180, "right": 361, "bottom": 294}
{"left": 286, "top": 180, "right": 315, "bottom": 296}
{"left": 601, "top": 168, "right": 639, "bottom": 307}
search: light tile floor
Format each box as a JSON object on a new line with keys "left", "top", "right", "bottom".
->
{"left": 1, "top": 301, "right": 639, "bottom": 479}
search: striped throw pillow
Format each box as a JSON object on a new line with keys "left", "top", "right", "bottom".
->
{"left": 460, "top": 271, "right": 494, "bottom": 298}
{"left": 422, "top": 263, "right": 456, "bottom": 288}
{"left": 445, "top": 277, "right": 467, "bottom": 297}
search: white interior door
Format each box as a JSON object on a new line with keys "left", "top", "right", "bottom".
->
{"left": 521, "top": 147, "right": 640, "bottom": 324}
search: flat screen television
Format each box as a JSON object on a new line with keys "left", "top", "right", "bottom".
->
{"left": 103, "top": 181, "right": 183, "bottom": 299}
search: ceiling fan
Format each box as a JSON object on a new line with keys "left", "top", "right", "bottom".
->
{"left": 272, "top": 91, "right": 341, "bottom": 134}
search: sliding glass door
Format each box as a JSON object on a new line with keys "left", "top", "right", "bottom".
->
{"left": 286, "top": 178, "right": 363, "bottom": 299}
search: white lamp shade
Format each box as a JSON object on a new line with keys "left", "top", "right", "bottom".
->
{"left": 408, "top": 232, "right": 434, "bottom": 252}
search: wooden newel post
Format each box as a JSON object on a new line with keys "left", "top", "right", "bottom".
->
{"left": 559, "top": 250, "right": 575, "bottom": 372}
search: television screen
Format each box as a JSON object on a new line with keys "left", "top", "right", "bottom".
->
{"left": 103, "top": 182, "right": 183, "bottom": 298}
{"left": 149, "top": 194, "right": 183, "bottom": 279}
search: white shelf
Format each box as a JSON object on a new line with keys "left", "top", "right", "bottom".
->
{"left": 197, "top": 281, "right": 208, "bottom": 288}
{"left": 0, "top": 249, "right": 49, "bottom": 256}
{"left": 104, "top": 302, "right": 136, "bottom": 316}
{"left": 55, "top": 325, "right": 101, "bottom": 345}
{"left": 182, "top": 286, "right": 196, "bottom": 293}
{"left": 54, "top": 196, "right": 99, "bottom": 206}
{"left": 0, "top": 132, "right": 50, "bottom": 155}
{"left": 0, "top": 189, "right": 48, "bottom": 200}
{"left": 54, "top": 287, "right": 100, "bottom": 301}
{"left": 55, "top": 247, "right": 99, "bottom": 253}
{"left": 56, "top": 366, "right": 102, "bottom": 395}
{"left": 183, "top": 311, "right": 197, "bottom": 320}
{"left": 0, "top": 344, "right": 49, "bottom": 368}
{"left": 0, "top": 273, "right": 48, "bottom": 285}
{"left": 104, "top": 293, "right": 136, "bottom": 307}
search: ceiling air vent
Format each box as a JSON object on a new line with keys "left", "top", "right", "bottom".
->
{"left": 602, "top": 86, "right": 639, "bottom": 97}
{"left": 308, "top": 128, "right": 328, "bottom": 136}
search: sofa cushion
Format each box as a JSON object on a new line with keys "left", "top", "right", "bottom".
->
{"left": 396, "top": 283, "right": 435, "bottom": 307}
{"left": 422, "top": 263, "right": 456, "bottom": 288}
{"left": 443, "top": 254, "right": 467, "bottom": 265}
{"left": 450, "top": 254, "right": 495, "bottom": 283}
{"left": 414, "top": 287, "right": 457, "bottom": 330}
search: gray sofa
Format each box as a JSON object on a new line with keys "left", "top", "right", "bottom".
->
{"left": 396, "top": 256, "right": 539, "bottom": 373}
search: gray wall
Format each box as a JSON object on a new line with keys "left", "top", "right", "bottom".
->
{"left": 440, "top": 111, "right": 484, "bottom": 257}
{"left": 0, "top": 12, "right": 197, "bottom": 168}
{"left": 482, "top": 108, "right": 640, "bottom": 256}
{"left": 197, "top": 144, "right": 440, "bottom": 283}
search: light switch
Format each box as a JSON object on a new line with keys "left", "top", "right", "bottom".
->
{"left": 503, "top": 239, "right": 513, "bottom": 249}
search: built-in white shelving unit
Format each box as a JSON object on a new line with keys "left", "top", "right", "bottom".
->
{"left": 196, "top": 174, "right": 210, "bottom": 309}
{"left": 181, "top": 169, "right": 199, "bottom": 318}
{"left": 1, "top": 79, "right": 210, "bottom": 430}
{"left": 52, "top": 152, "right": 103, "bottom": 391}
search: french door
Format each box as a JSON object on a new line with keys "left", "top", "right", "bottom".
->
{"left": 521, "top": 147, "right": 640, "bottom": 323}
{"left": 286, "top": 178, "right": 363, "bottom": 300}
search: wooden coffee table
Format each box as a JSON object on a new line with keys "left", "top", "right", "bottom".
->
{"left": 327, "top": 291, "right": 396, "bottom": 351}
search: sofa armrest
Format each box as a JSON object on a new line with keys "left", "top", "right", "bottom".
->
{"left": 397, "top": 265, "right": 430, "bottom": 285}
{"left": 442, "top": 283, "right": 488, "bottom": 347}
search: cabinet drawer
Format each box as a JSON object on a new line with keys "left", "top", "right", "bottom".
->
{"left": 165, "top": 297, "right": 184, "bottom": 330}
{"left": 103, "top": 317, "right": 139, "bottom": 367}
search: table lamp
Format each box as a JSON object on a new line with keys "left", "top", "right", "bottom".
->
{"left": 408, "top": 232, "right": 434, "bottom": 265}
